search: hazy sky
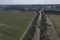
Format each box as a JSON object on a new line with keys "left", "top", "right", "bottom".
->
{"left": 0, "top": 0, "right": 60, "bottom": 5}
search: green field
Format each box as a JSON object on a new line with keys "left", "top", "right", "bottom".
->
{"left": 48, "top": 14, "right": 60, "bottom": 37}
{"left": 0, "top": 11, "right": 35, "bottom": 40}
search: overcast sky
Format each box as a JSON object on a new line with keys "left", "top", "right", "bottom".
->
{"left": 0, "top": 0, "right": 60, "bottom": 5}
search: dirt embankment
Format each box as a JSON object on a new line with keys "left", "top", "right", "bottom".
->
{"left": 20, "top": 11, "right": 40, "bottom": 40}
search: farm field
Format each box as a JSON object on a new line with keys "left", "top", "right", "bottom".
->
{"left": 0, "top": 11, "right": 35, "bottom": 40}
{"left": 48, "top": 14, "right": 60, "bottom": 37}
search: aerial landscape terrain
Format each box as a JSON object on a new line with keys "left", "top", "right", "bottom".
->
{"left": 0, "top": 4, "right": 60, "bottom": 40}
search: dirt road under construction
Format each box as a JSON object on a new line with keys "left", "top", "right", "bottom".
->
{"left": 33, "top": 10, "right": 60, "bottom": 40}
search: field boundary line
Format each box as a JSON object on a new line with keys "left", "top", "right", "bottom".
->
{"left": 46, "top": 15, "right": 60, "bottom": 40}
{"left": 20, "top": 12, "right": 36, "bottom": 40}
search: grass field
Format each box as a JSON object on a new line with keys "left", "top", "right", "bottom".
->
{"left": 48, "top": 14, "right": 60, "bottom": 37}
{"left": 0, "top": 11, "right": 35, "bottom": 40}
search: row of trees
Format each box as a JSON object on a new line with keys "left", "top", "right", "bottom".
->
{"left": 44, "top": 10, "right": 60, "bottom": 15}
